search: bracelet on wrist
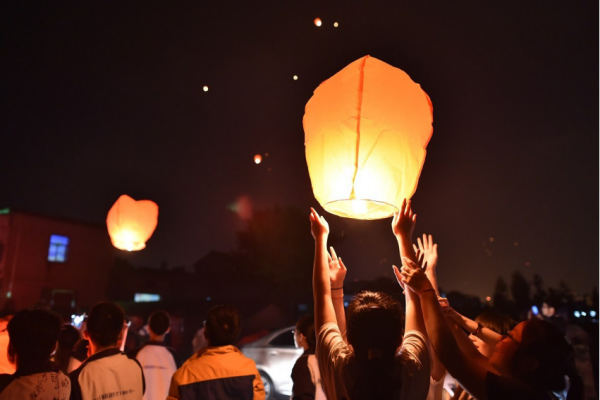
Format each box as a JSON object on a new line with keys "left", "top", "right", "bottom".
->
{"left": 331, "top": 286, "right": 343, "bottom": 290}
{"left": 473, "top": 322, "right": 483, "bottom": 336}
{"left": 417, "top": 287, "right": 435, "bottom": 296}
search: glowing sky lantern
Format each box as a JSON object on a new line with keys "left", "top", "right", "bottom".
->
{"left": 203, "top": 86, "right": 209, "bottom": 92}
{"left": 314, "top": 18, "right": 322, "bottom": 27}
{"left": 303, "top": 55, "right": 433, "bottom": 220}
{"left": 106, "top": 195, "right": 159, "bottom": 251}
{"left": 254, "top": 154, "right": 262, "bottom": 164}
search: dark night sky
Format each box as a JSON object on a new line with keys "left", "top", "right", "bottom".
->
{"left": 2, "top": 1, "right": 598, "bottom": 299}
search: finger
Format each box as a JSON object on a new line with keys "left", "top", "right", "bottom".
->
{"left": 330, "top": 246, "right": 338, "bottom": 260}
{"left": 392, "top": 265, "right": 402, "bottom": 284}
{"left": 417, "top": 236, "right": 423, "bottom": 251}
{"left": 413, "top": 244, "right": 418, "bottom": 253}
{"left": 412, "top": 214, "right": 417, "bottom": 224}
{"left": 338, "top": 257, "right": 347, "bottom": 271}
{"left": 433, "top": 243, "right": 438, "bottom": 255}
{"left": 327, "top": 251, "right": 332, "bottom": 262}
{"left": 402, "top": 257, "right": 420, "bottom": 269}
{"left": 400, "top": 199, "right": 407, "bottom": 215}
{"left": 427, "top": 234, "right": 433, "bottom": 249}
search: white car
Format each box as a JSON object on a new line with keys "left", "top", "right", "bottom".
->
{"left": 241, "top": 326, "right": 303, "bottom": 400}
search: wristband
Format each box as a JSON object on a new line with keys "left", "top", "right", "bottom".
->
{"left": 417, "top": 287, "right": 435, "bottom": 296}
{"left": 331, "top": 286, "right": 343, "bottom": 290}
{"left": 332, "top": 295, "right": 344, "bottom": 299}
{"left": 473, "top": 322, "right": 483, "bottom": 336}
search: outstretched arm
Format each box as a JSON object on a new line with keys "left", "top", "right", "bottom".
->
{"left": 328, "top": 247, "right": 347, "bottom": 340}
{"left": 414, "top": 234, "right": 446, "bottom": 383}
{"left": 400, "top": 259, "right": 491, "bottom": 400}
{"left": 310, "top": 208, "right": 336, "bottom": 332}
{"left": 443, "top": 304, "right": 502, "bottom": 348}
{"left": 391, "top": 200, "right": 425, "bottom": 336}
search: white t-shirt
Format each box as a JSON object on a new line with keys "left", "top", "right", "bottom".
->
{"left": 134, "top": 342, "right": 177, "bottom": 400}
{"left": 317, "top": 322, "right": 430, "bottom": 400}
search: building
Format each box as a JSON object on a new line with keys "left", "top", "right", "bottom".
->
{"left": 0, "top": 208, "right": 116, "bottom": 315}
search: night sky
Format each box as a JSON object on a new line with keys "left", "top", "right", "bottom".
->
{"left": 2, "top": 1, "right": 598, "bottom": 299}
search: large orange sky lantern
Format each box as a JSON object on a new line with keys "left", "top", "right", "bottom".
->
{"left": 106, "top": 195, "right": 159, "bottom": 251}
{"left": 303, "top": 55, "right": 433, "bottom": 220}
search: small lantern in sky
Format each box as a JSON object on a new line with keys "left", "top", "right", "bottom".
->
{"left": 314, "top": 18, "right": 322, "bottom": 27}
{"left": 203, "top": 86, "right": 209, "bottom": 92}
{"left": 254, "top": 154, "right": 262, "bottom": 164}
{"left": 303, "top": 55, "right": 433, "bottom": 220}
{"left": 106, "top": 195, "right": 159, "bottom": 251}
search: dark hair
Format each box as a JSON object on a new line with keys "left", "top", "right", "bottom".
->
{"left": 513, "top": 319, "right": 577, "bottom": 395}
{"left": 54, "top": 324, "right": 81, "bottom": 374}
{"left": 86, "top": 302, "right": 125, "bottom": 347}
{"left": 149, "top": 310, "right": 170, "bottom": 336}
{"left": 345, "top": 291, "right": 404, "bottom": 399}
{"left": 205, "top": 305, "right": 241, "bottom": 346}
{"left": 8, "top": 306, "right": 62, "bottom": 364}
{"left": 475, "top": 311, "right": 515, "bottom": 335}
{"left": 296, "top": 315, "right": 316, "bottom": 349}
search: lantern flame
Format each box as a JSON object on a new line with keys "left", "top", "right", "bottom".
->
{"left": 314, "top": 18, "right": 322, "bottom": 27}
{"left": 254, "top": 154, "right": 262, "bottom": 164}
{"left": 106, "top": 195, "right": 159, "bottom": 251}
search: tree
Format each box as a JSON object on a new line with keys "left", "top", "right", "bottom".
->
{"left": 531, "top": 273, "right": 547, "bottom": 305}
{"left": 510, "top": 270, "right": 531, "bottom": 313}
{"left": 493, "top": 276, "right": 511, "bottom": 314}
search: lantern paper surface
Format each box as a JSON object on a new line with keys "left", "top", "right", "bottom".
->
{"left": 303, "top": 55, "right": 433, "bottom": 219}
{"left": 106, "top": 195, "right": 158, "bottom": 251}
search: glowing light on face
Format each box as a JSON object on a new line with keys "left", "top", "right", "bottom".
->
{"left": 254, "top": 154, "right": 262, "bottom": 164}
{"left": 203, "top": 86, "right": 209, "bottom": 92}
{"left": 314, "top": 18, "right": 322, "bottom": 27}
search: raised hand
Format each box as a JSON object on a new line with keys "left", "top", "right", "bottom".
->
{"left": 328, "top": 247, "right": 347, "bottom": 288}
{"left": 309, "top": 208, "right": 329, "bottom": 240}
{"left": 399, "top": 257, "right": 433, "bottom": 294}
{"left": 391, "top": 199, "right": 416, "bottom": 239}
{"left": 414, "top": 234, "right": 438, "bottom": 271}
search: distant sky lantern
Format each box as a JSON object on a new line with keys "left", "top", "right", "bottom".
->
{"left": 203, "top": 86, "right": 209, "bottom": 92}
{"left": 303, "top": 55, "right": 433, "bottom": 220}
{"left": 293, "top": 75, "right": 298, "bottom": 80}
{"left": 314, "top": 18, "right": 322, "bottom": 27}
{"left": 106, "top": 195, "right": 158, "bottom": 251}
{"left": 334, "top": 22, "right": 339, "bottom": 27}
{"left": 254, "top": 154, "right": 262, "bottom": 164}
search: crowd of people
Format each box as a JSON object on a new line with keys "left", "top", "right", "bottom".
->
{"left": 0, "top": 199, "right": 589, "bottom": 400}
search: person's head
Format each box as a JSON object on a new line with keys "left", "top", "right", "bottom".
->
{"left": 7, "top": 307, "right": 62, "bottom": 367}
{"left": 541, "top": 302, "right": 555, "bottom": 318}
{"left": 346, "top": 291, "right": 404, "bottom": 361}
{"left": 148, "top": 310, "right": 171, "bottom": 338}
{"left": 490, "top": 319, "right": 571, "bottom": 393}
{"left": 58, "top": 324, "right": 81, "bottom": 350}
{"left": 203, "top": 305, "right": 241, "bottom": 347}
{"left": 469, "top": 311, "right": 515, "bottom": 359}
{"left": 294, "top": 315, "right": 316, "bottom": 350}
{"left": 85, "top": 302, "right": 125, "bottom": 349}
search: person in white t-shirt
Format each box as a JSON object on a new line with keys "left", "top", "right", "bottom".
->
{"left": 130, "top": 310, "right": 178, "bottom": 400}
{"left": 309, "top": 202, "right": 431, "bottom": 400}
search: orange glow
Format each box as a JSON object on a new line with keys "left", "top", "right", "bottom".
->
{"left": 254, "top": 154, "right": 262, "bottom": 164}
{"left": 106, "top": 195, "right": 158, "bottom": 251}
{"left": 303, "top": 55, "right": 433, "bottom": 219}
{"left": 334, "top": 22, "right": 339, "bottom": 27}
{"left": 314, "top": 18, "right": 322, "bottom": 27}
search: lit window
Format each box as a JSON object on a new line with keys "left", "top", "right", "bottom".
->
{"left": 134, "top": 293, "right": 160, "bottom": 303}
{"left": 48, "top": 235, "right": 69, "bottom": 262}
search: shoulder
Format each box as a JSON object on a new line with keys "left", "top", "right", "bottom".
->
{"left": 316, "top": 322, "right": 348, "bottom": 355}
{"left": 0, "top": 374, "right": 15, "bottom": 394}
{"left": 399, "top": 330, "right": 429, "bottom": 363}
